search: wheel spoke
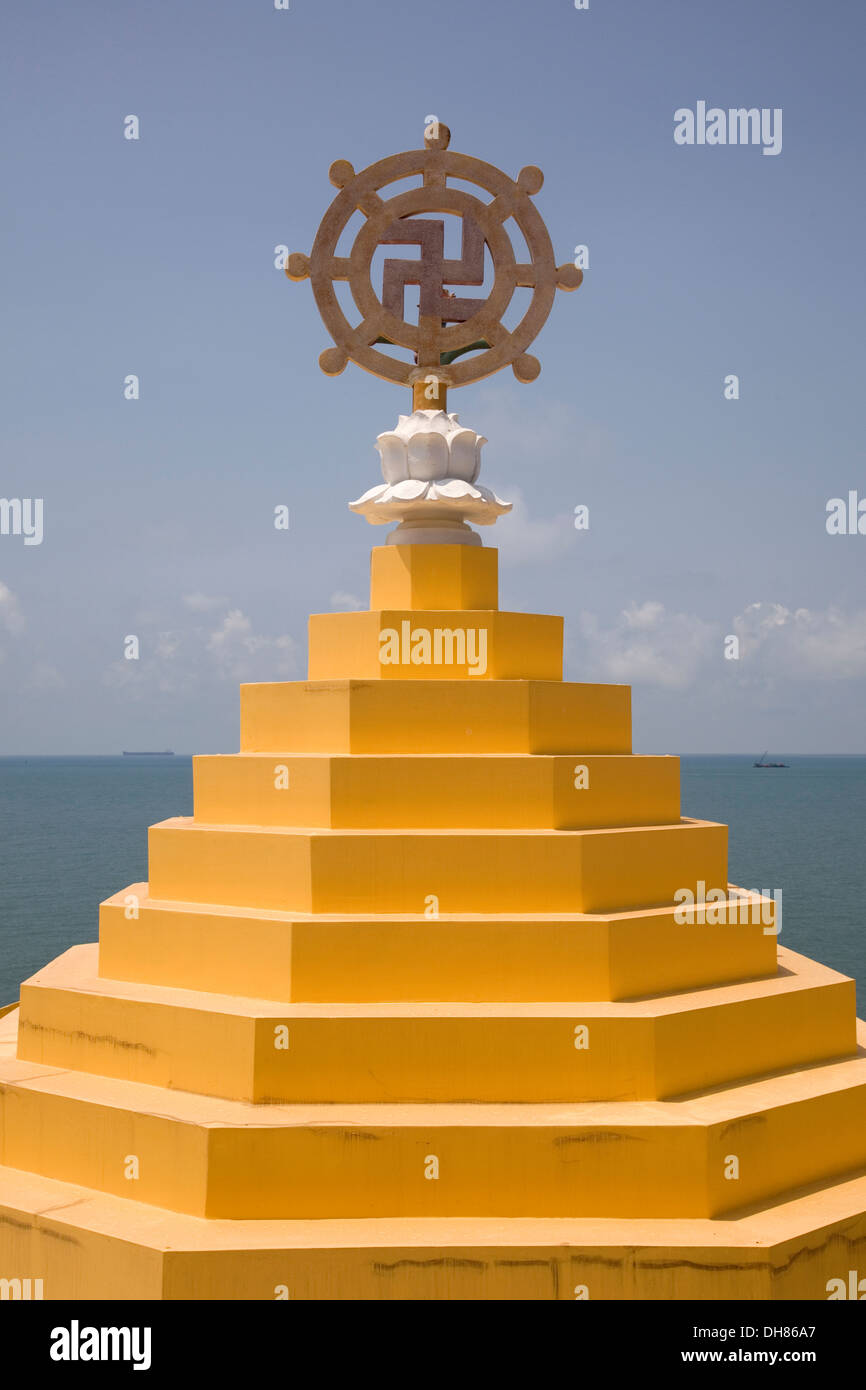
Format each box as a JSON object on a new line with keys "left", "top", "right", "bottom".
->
{"left": 356, "top": 190, "right": 385, "bottom": 218}
{"left": 485, "top": 192, "right": 517, "bottom": 226}
{"left": 357, "top": 313, "right": 387, "bottom": 346}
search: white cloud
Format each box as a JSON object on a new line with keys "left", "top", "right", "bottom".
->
{"left": 329, "top": 590, "right": 365, "bottom": 611}
{"left": 155, "top": 632, "right": 183, "bottom": 660}
{"left": 492, "top": 487, "right": 574, "bottom": 564}
{"left": 576, "top": 600, "right": 717, "bottom": 688}
{"left": 573, "top": 598, "right": 866, "bottom": 691}
{"left": 104, "top": 604, "right": 300, "bottom": 697}
{"left": 0, "top": 581, "right": 24, "bottom": 636}
{"left": 206, "top": 608, "right": 298, "bottom": 682}
{"left": 182, "top": 591, "right": 228, "bottom": 612}
{"left": 733, "top": 603, "right": 866, "bottom": 682}
{"left": 0, "top": 587, "right": 66, "bottom": 689}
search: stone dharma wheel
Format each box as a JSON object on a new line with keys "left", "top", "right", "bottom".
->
{"left": 286, "top": 120, "right": 582, "bottom": 398}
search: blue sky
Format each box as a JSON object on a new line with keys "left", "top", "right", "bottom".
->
{"left": 1, "top": 0, "right": 864, "bottom": 753}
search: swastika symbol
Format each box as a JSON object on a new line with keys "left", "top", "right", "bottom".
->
{"left": 286, "top": 120, "right": 583, "bottom": 394}
{"left": 380, "top": 216, "right": 486, "bottom": 324}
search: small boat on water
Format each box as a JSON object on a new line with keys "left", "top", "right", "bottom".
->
{"left": 753, "top": 750, "right": 788, "bottom": 768}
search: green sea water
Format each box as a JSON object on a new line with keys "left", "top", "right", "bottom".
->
{"left": 0, "top": 754, "right": 864, "bottom": 1011}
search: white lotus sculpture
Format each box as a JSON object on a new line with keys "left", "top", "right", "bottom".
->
{"left": 349, "top": 409, "right": 511, "bottom": 545}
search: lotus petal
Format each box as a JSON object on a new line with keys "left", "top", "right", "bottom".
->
{"left": 406, "top": 431, "right": 448, "bottom": 480}
{"left": 349, "top": 485, "right": 389, "bottom": 507}
{"left": 374, "top": 433, "right": 408, "bottom": 483}
{"left": 387, "top": 478, "right": 429, "bottom": 501}
{"left": 447, "top": 428, "right": 483, "bottom": 483}
{"left": 431, "top": 479, "right": 482, "bottom": 499}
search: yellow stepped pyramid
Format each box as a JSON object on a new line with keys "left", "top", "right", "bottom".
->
{"left": 2, "top": 542, "right": 866, "bottom": 1301}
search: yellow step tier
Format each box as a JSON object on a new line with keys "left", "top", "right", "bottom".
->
{"left": 3, "top": 1158, "right": 866, "bottom": 1300}
{"left": 146, "top": 818, "right": 728, "bottom": 915}
{"left": 369, "top": 544, "right": 499, "bottom": 611}
{"left": 98, "top": 885, "right": 778, "bottom": 1003}
{"left": 5, "top": 1153, "right": 866, "bottom": 1304}
{"left": 192, "top": 753, "right": 680, "bottom": 830}
{"left": 308, "top": 610, "right": 563, "bottom": 680}
{"left": 240, "top": 678, "right": 632, "bottom": 755}
{"left": 18, "top": 944, "right": 855, "bottom": 1104}
{"left": 4, "top": 1021, "right": 866, "bottom": 1220}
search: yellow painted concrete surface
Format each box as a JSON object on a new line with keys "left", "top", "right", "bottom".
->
{"left": 17, "top": 944, "right": 855, "bottom": 1104}
{"left": 3, "top": 1157, "right": 866, "bottom": 1300}
{"left": 4, "top": 1030, "right": 866, "bottom": 1220}
{"left": 308, "top": 610, "right": 563, "bottom": 680}
{"left": 369, "top": 544, "right": 499, "bottom": 611}
{"left": 147, "top": 818, "right": 728, "bottom": 915}
{"left": 1, "top": 547, "right": 864, "bottom": 1300}
{"left": 97, "top": 887, "right": 778, "bottom": 1003}
{"left": 240, "top": 679, "right": 633, "bottom": 755}
{"left": 192, "top": 752, "right": 680, "bottom": 829}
